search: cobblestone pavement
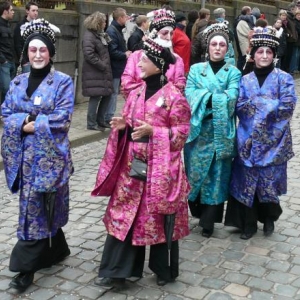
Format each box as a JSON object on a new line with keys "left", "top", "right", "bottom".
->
{"left": 0, "top": 81, "right": 299, "bottom": 299}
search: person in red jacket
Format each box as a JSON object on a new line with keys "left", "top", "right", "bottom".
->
{"left": 172, "top": 12, "right": 191, "bottom": 74}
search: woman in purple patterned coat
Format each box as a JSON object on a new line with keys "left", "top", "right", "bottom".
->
{"left": 225, "top": 27, "right": 297, "bottom": 240}
{"left": 1, "top": 19, "right": 74, "bottom": 292}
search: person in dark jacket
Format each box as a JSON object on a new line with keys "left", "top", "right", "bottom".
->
{"left": 82, "top": 11, "right": 113, "bottom": 131}
{"left": 186, "top": 10, "right": 198, "bottom": 40}
{"left": 105, "top": 7, "right": 131, "bottom": 125}
{"left": 0, "top": 1, "right": 15, "bottom": 107}
{"left": 127, "top": 15, "right": 148, "bottom": 52}
{"left": 290, "top": 9, "right": 300, "bottom": 74}
{"left": 14, "top": 1, "right": 38, "bottom": 73}
{"left": 273, "top": 19, "right": 287, "bottom": 70}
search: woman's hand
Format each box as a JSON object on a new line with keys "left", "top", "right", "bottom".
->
{"left": 23, "top": 121, "right": 35, "bottom": 133}
{"left": 132, "top": 120, "right": 153, "bottom": 140}
{"left": 110, "top": 117, "right": 126, "bottom": 130}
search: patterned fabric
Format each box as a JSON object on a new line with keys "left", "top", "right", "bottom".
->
{"left": 92, "top": 82, "right": 191, "bottom": 246}
{"left": 230, "top": 68, "right": 297, "bottom": 207}
{"left": 121, "top": 49, "right": 186, "bottom": 98}
{"left": 1, "top": 70, "right": 74, "bottom": 240}
{"left": 184, "top": 62, "right": 241, "bottom": 203}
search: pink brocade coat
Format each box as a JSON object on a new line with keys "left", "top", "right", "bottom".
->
{"left": 92, "top": 82, "right": 191, "bottom": 246}
{"left": 121, "top": 50, "right": 186, "bottom": 98}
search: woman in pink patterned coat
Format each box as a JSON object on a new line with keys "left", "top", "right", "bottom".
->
{"left": 121, "top": 9, "right": 186, "bottom": 98}
{"left": 92, "top": 37, "right": 191, "bottom": 288}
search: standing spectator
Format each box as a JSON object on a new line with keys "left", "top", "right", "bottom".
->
{"left": 14, "top": 1, "right": 38, "bottom": 73}
{"left": 235, "top": 6, "right": 254, "bottom": 71}
{"left": 122, "top": 8, "right": 186, "bottom": 98}
{"left": 290, "top": 9, "right": 300, "bottom": 74}
{"left": 281, "top": 5, "right": 298, "bottom": 73}
{"left": 172, "top": 12, "right": 191, "bottom": 74}
{"left": 225, "top": 27, "right": 297, "bottom": 239}
{"left": 82, "top": 12, "right": 113, "bottom": 131}
{"left": 191, "top": 8, "right": 210, "bottom": 41}
{"left": 1, "top": 18, "right": 73, "bottom": 292}
{"left": 105, "top": 8, "right": 131, "bottom": 125}
{"left": 127, "top": 15, "right": 149, "bottom": 52}
{"left": 186, "top": 10, "right": 198, "bottom": 40}
{"left": 184, "top": 23, "right": 241, "bottom": 238}
{"left": 0, "top": 1, "right": 15, "bottom": 107}
{"left": 273, "top": 18, "right": 287, "bottom": 69}
{"left": 92, "top": 37, "right": 191, "bottom": 288}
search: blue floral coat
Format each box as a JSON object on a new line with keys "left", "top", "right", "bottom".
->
{"left": 231, "top": 68, "right": 297, "bottom": 207}
{"left": 1, "top": 70, "right": 74, "bottom": 240}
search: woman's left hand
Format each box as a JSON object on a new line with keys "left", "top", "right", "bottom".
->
{"left": 132, "top": 120, "right": 153, "bottom": 140}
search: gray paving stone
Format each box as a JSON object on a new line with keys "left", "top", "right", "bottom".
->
{"left": 250, "top": 291, "right": 275, "bottom": 300}
{"left": 265, "top": 259, "right": 290, "bottom": 272}
{"left": 134, "top": 287, "right": 163, "bottom": 299}
{"left": 201, "top": 266, "right": 225, "bottom": 278}
{"left": 196, "top": 254, "right": 222, "bottom": 265}
{"left": 221, "top": 250, "right": 245, "bottom": 261}
{"left": 177, "top": 271, "right": 204, "bottom": 286}
{"left": 266, "top": 271, "right": 297, "bottom": 284}
{"left": 35, "top": 276, "right": 63, "bottom": 288}
{"left": 52, "top": 294, "right": 81, "bottom": 300}
{"left": 220, "top": 261, "right": 243, "bottom": 271}
{"left": 0, "top": 279, "right": 10, "bottom": 291}
{"left": 62, "top": 257, "right": 84, "bottom": 268}
{"left": 241, "top": 265, "right": 266, "bottom": 277}
{"left": 223, "top": 272, "right": 248, "bottom": 285}
{"left": 273, "top": 283, "right": 298, "bottom": 298}
{"left": 206, "top": 292, "right": 234, "bottom": 300}
{"left": 76, "top": 250, "right": 98, "bottom": 260}
{"left": 184, "top": 286, "right": 210, "bottom": 299}
{"left": 247, "top": 277, "right": 274, "bottom": 291}
{"left": 179, "top": 261, "right": 203, "bottom": 273}
{"left": 77, "top": 285, "right": 106, "bottom": 299}
{"left": 201, "top": 278, "right": 227, "bottom": 290}
{"left": 57, "top": 268, "right": 85, "bottom": 280}
{"left": 29, "top": 288, "right": 57, "bottom": 300}
{"left": 58, "top": 280, "right": 80, "bottom": 291}
{"left": 242, "top": 253, "right": 269, "bottom": 266}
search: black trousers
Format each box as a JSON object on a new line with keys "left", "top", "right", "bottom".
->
{"left": 99, "top": 232, "right": 179, "bottom": 281}
{"left": 9, "top": 228, "right": 70, "bottom": 273}
{"left": 225, "top": 195, "right": 282, "bottom": 234}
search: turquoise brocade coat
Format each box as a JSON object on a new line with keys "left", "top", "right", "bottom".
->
{"left": 184, "top": 62, "right": 241, "bottom": 204}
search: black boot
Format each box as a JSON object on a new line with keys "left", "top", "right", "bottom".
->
{"left": 202, "top": 228, "right": 214, "bottom": 238}
{"left": 263, "top": 219, "right": 275, "bottom": 236}
{"left": 9, "top": 272, "right": 34, "bottom": 292}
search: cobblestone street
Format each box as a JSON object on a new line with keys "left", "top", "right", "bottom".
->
{"left": 0, "top": 81, "right": 299, "bottom": 299}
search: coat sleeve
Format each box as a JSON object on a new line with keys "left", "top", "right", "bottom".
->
{"left": 121, "top": 51, "right": 142, "bottom": 98}
{"left": 107, "top": 28, "right": 127, "bottom": 61}
{"left": 82, "top": 31, "right": 106, "bottom": 71}
{"left": 14, "top": 22, "right": 23, "bottom": 62}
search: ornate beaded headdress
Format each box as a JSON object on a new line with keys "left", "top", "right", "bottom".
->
{"left": 142, "top": 37, "right": 176, "bottom": 85}
{"left": 250, "top": 26, "right": 280, "bottom": 49}
{"left": 148, "top": 9, "right": 176, "bottom": 33}
{"left": 21, "top": 18, "right": 60, "bottom": 44}
{"left": 203, "top": 22, "right": 230, "bottom": 48}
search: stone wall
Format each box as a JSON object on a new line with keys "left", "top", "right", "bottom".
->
{"left": 13, "top": 1, "right": 289, "bottom": 103}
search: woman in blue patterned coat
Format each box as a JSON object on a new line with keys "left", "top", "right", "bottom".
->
{"left": 1, "top": 19, "right": 74, "bottom": 292}
{"left": 184, "top": 23, "right": 241, "bottom": 238}
{"left": 225, "top": 27, "right": 297, "bottom": 239}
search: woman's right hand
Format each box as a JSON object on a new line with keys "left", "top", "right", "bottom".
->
{"left": 23, "top": 121, "right": 35, "bottom": 133}
{"left": 110, "top": 117, "right": 126, "bottom": 130}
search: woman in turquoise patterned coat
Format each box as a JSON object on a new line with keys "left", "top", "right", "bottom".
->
{"left": 225, "top": 27, "right": 297, "bottom": 240}
{"left": 1, "top": 19, "right": 74, "bottom": 292}
{"left": 184, "top": 23, "right": 241, "bottom": 238}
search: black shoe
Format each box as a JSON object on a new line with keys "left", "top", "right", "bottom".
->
{"left": 240, "top": 232, "right": 255, "bottom": 240}
{"left": 87, "top": 125, "right": 105, "bottom": 132}
{"left": 202, "top": 228, "right": 213, "bottom": 238}
{"left": 156, "top": 276, "right": 175, "bottom": 286}
{"left": 98, "top": 122, "right": 111, "bottom": 129}
{"left": 9, "top": 273, "right": 34, "bottom": 292}
{"left": 263, "top": 219, "right": 274, "bottom": 236}
{"left": 94, "top": 277, "right": 125, "bottom": 289}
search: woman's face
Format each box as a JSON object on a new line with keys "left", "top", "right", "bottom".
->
{"left": 208, "top": 35, "right": 228, "bottom": 62}
{"left": 101, "top": 19, "right": 106, "bottom": 30}
{"left": 254, "top": 46, "right": 274, "bottom": 68}
{"left": 28, "top": 39, "right": 50, "bottom": 69}
{"left": 280, "top": 14, "right": 287, "bottom": 21}
{"left": 138, "top": 54, "right": 161, "bottom": 79}
{"left": 274, "top": 19, "right": 282, "bottom": 29}
{"left": 155, "top": 26, "right": 173, "bottom": 48}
